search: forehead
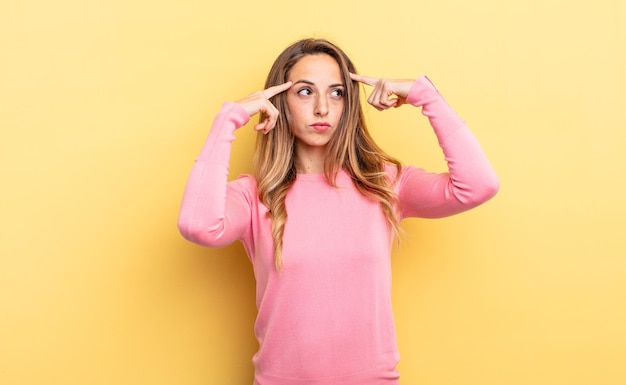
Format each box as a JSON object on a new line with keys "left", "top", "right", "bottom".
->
{"left": 288, "top": 54, "right": 342, "bottom": 83}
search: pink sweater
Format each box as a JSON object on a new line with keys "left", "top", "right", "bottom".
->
{"left": 178, "top": 76, "right": 499, "bottom": 385}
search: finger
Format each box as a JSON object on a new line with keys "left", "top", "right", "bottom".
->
{"left": 371, "top": 98, "right": 396, "bottom": 110}
{"left": 379, "top": 89, "right": 398, "bottom": 108}
{"left": 374, "top": 83, "right": 401, "bottom": 109}
{"left": 259, "top": 103, "right": 280, "bottom": 133}
{"left": 368, "top": 88, "right": 382, "bottom": 107}
{"left": 393, "top": 96, "right": 406, "bottom": 108}
{"left": 367, "top": 88, "right": 398, "bottom": 111}
{"left": 350, "top": 72, "right": 379, "bottom": 87}
{"left": 254, "top": 117, "right": 275, "bottom": 134}
{"left": 263, "top": 81, "right": 292, "bottom": 99}
{"left": 368, "top": 86, "right": 387, "bottom": 107}
{"left": 386, "top": 98, "right": 399, "bottom": 108}
{"left": 253, "top": 120, "right": 268, "bottom": 132}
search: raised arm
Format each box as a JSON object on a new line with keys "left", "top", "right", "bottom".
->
{"left": 351, "top": 74, "right": 499, "bottom": 218}
{"left": 177, "top": 82, "right": 292, "bottom": 246}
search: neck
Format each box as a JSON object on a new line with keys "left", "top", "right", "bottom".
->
{"left": 295, "top": 145, "right": 326, "bottom": 174}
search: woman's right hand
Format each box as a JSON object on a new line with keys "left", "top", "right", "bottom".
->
{"left": 235, "top": 81, "right": 292, "bottom": 134}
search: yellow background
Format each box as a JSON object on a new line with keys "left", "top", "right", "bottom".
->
{"left": 2, "top": 0, "right": 625, "bottom": 384}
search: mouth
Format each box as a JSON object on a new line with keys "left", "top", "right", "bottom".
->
{"left": 311, "top": 123, "right": 331, "bottom": 133}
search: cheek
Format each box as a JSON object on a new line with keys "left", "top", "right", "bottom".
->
{"left": 332, "top": 101, "right": 345, "bottom": 120}
{"left": 286, "top": 97, "right": 308, "bottom": 119}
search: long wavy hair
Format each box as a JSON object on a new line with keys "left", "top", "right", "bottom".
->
{"left": 253, "top": 38, "right": 402, "bottom": 270}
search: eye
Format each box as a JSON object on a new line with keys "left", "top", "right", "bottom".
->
{"left": 297, "top": 88, "right": 312, "bottom": 96}
{"left": 330, "top": 88, "right": 344, "bottom": 97}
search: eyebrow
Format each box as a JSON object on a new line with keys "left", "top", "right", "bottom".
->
{"left": 293, "top": 79, "right": 345, "bottom": 88}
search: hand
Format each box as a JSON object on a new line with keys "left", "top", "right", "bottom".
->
{"left": 235, "top": 81, "right": 292, "bottom": 133}
{"left": 350, "top": 73, "right": 414, "bottom": 111}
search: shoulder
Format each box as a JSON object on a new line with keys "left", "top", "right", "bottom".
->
{"left": 225, "top": 174, "right": 263, "bottom": 212}
{"left": 228, "top": 175, "right": 269, "bottom": 220}
{"left": 385, "top": 164, "right": 432, "bottom": 192}
{"left": 383, "top": 164, "right": 424, "bottom": 183}
{"left": 228, "top": 174, "right": 258, "bottom": 195}
{"left": 226, "top": 174, "right": 258, "bottom": 203}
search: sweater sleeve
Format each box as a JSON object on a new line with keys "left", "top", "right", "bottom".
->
{"left": 397, "top": 76, "right": 499, "bottom": 219}
{"left": 177, "top": 102, "right": 253, "bottom": 247}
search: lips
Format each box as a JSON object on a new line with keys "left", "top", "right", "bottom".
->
{"left": 311, "top": 122, "right": 331, "bottom": 133}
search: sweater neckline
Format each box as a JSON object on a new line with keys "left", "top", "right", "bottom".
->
{"left": 295, "top": 173, "right": 326, "bottom": 182}
{"left": 295, "top": 169, "right": 352, "bottom": 183}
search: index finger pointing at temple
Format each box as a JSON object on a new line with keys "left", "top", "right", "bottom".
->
{"left": 349, "top": 73, "right": 379, "bottom": 87}
{"left": 263, "top": 81, "right": 293, "bottom": 99}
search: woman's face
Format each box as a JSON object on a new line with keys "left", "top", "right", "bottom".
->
{"left": 285, "top": 54, "right": 345, "bottom": 153}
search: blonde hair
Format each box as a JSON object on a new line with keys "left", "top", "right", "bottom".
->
{"left": 253, "top": 38, "right": 402, "bottom": 270}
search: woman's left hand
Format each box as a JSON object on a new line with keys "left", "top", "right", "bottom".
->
{"left": 350, "top": 73, "right": 415, "bottom": 111}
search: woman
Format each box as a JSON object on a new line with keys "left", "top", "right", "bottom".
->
{"left": 178, "top": 38, "right": 499, "bottom": 385}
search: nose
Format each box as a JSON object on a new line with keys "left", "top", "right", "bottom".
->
{"left": 314, "top": 94, "right": 328, "bottom": 116}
